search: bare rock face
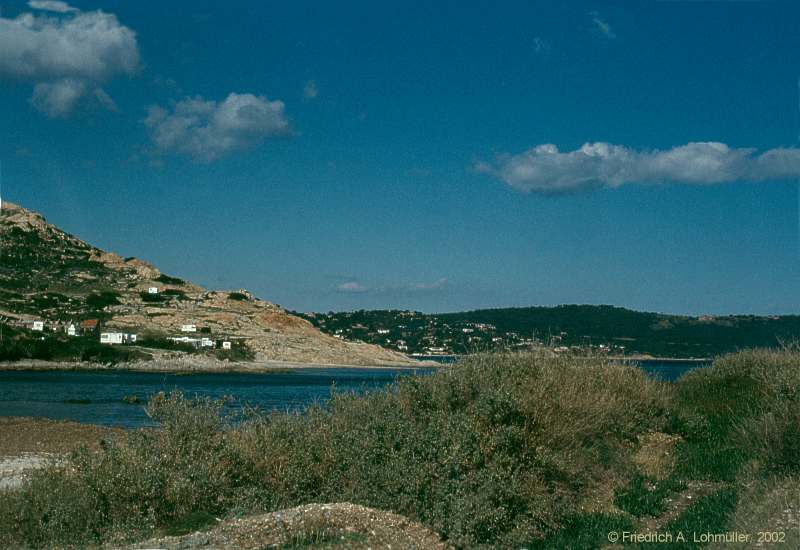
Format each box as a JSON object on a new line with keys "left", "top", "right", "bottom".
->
{"left": 0, "top": 201, "right": 417, "bottom": 366}
{"left": 1, "top": 201, "right": 49, "bottom": 232}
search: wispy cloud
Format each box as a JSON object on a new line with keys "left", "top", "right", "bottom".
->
{"left": 476, "top": 142, "right": 800, "bottom": 195}
{"left": 409, "top": 278, "right": 449, "bottom": 292}
{"left": 144, "top": 93, "right": 291, "bottom": 162}
{"left": 590, "top": 11, "right": 616, "bottom": 39}
{"left": 27, "top": 1, "right": 78, "bottom": 13}
{"left": 335, "top": 278, "right": 449, "bottom": 295}
{"left": 336, "top": 281, "right": 369, "bottom": 294}
{"left": 0, "top": 2, "right": 140, "bottom": 116}
{"left": 303, "top": 79, "right": 319, "bottom": 100}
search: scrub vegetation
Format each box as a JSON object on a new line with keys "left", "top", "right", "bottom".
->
{"left": 0, "top": 349, "right": 797, "bottom": 548}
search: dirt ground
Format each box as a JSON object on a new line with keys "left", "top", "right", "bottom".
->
{"left": 0, "top": 416, "right": 122, "bottom": 455}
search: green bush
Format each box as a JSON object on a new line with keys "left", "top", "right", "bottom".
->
{"left": 214, "top": 343, "right": 255, "bottom": 362}
{"left": 85, "top": 291, "right": 120, "bottom": 310}
{"left": 614, "top": 474, "right": 686, "bottom": 517}
{"left": 156, "top": 274, "right": 184, "bottom": 285}
{"left": 736, "top": 402, "right": 800, "bottom": 475}
{"left": 658, "top": 489, "right": 738, "bottom": 549}
{"left": 671, "top": 348, "right": 800, "bottom": 481}
{"left": 139, "top": 292, "right": 166, "bottom": 303}
{"left": 527, "top": 513, "right": 636, "bottom": 550}
{"left": 161, "top": 288, "right": 186, "bottom": 299}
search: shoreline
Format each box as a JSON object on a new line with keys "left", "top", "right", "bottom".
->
{"left": 0, "top": 357, "right": 441, "bottom": 374}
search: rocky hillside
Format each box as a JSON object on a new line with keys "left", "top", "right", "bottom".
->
{"left": 0, "top": 201, "right": 415, "bottom": 366}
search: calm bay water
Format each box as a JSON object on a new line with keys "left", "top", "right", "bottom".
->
{"left": 0, "top": 359, "right": 707, "bottom": 428}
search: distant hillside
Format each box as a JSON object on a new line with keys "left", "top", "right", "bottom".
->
{"left": 298, "top": 305, "right": 800, "bottom": 358}
{"left": 0, "top": 202, "right": 414, "bottom": 366}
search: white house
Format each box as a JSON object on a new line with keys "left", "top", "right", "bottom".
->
{"left": 31, "top": 320, "right": 44, "bottom": 331}
{"left": 168, "top": 336, "right": 214, "bottom": 349}
{"left": 148, "top": 287, "right": 159, "bottom": 294}
{"left": 180, "top": 324, "right": 197, "bottom": 333}
{"left": 222, "top": 341, "right": 232, "bottom": 350}
{"left": 168, "top": 336, "right": 197, "bottom": 344}
{"left": 377, "top": 329, "right": 390, "bottom": 335}
{"left": 100, "top": 332, "right": 137, "bottom": 345}
{"left": 101, "top": 332, "right": 123, "bottom": 345}
{"left": 66, "top": 323, "right": 77, "bottom": 337}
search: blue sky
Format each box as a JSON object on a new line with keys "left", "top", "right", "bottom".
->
{"left": 2, "top": 0, "right": 799, "bottom": 315}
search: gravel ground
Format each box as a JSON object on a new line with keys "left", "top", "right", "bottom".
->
{"left": 121, "top": 503, "right": 452, "bottom": 550}
{"left": 0, "top": 416, "right": 121, "bottom": 490}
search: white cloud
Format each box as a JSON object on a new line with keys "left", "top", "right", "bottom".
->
{"left": 144, "top": 93, "right": 291, "bottom": 162}
{"left": 477, "top": 142, "right": 800, "bottom": 194}
{"left": 590, "top": 11, "right": 616, "bottom": 39}
{"left": 27, "top": 1, "right": 78, "bottom": 13}
{"left": 337, "top": 281, "right": 369, "bottom": 294}
{"left": 303, "top": 79, "right": 319, "bottom": 99}
{"left": 0, "top": 4, "right": 139, "bottom": 116}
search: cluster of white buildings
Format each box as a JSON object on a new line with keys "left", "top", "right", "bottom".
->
{"left": 23, "top": 316, "right": 234, "bottom": 351}
{"left": 165, "top": 324, "right": 231, "bottom": 349}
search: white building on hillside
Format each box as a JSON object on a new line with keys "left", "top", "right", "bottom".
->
{"left": 31, "top": 320, "right": 44, "bottom": 331}
{"left": 100, "top": 332, "right": 137, "bottom": 345}
{"left": 181, "top": 324, "right": 197, "bottom": 333}
{"left": 148, "top": 287, "right": 159, "bottom": 294}
{"left": 168, "top": 336, "right": 214, "bottom": 349}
